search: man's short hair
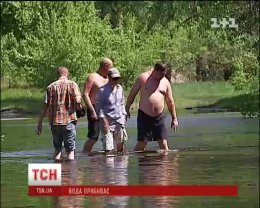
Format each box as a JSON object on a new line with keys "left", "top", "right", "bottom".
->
{"left": 57, "top": 67, "right": 69, "bottom": 76}
{"left": 154, "top": 62, "right": 167, "bottom": 72}
{"left": 100, "top": 58, "right": 113, "bottom": 68}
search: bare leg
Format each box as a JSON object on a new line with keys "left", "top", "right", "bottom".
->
{"left": 83, "top": 138, "right": 97, "bottom": 153}
{"left": 116, "top": 142, "right": 124, "bottom": 153}
{"left": 113, "top": 126, "right": 126, "bottom": 154}
{"left": 158, "top": 139, "right": 169, "bottom": 151}
{"left": 134, "top": 140, "right": 148, "bottom": 151}
{"left": 52, "top": 149, "right": 62, "bottom": 161}
{"left": 67, "top": 150, "right": 75, "bottom": 160}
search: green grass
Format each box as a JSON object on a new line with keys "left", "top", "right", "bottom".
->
{"left": 1, "top": 81, "right": 244, "bottom": 115}
{"left": 173, "top": 81, "right": 241, "bottom": 109}
{"left": 1, "top": 87, "right": 45, "bottom": 113}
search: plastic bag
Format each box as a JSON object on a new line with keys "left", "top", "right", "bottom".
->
{"left": 101, "top": 131, "right": 114, "bottom": 151}
{"left": 121, "top": 127, "right": 128, "bottom": 141}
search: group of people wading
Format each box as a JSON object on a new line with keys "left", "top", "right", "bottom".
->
{"left": 36, "top": 58, "right": 178, "bottom": 161}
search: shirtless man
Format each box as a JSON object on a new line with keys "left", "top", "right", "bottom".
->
{"left": 126, "top": 62, "right": 178, "bottom": 151}
{"left": 82, "top": 58, "right": 113, "bottom": 153}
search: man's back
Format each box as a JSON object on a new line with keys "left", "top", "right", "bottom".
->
{"left": 47, "top": 79, "right": 81, "bottom": 125}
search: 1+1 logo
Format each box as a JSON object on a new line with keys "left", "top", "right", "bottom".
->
{"left": 211, "top": 17, "right": 238, "bottom": 29}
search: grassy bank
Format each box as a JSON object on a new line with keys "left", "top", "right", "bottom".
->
{"left": 1, "top": 87, "right": 45, "bottom": 114}
{"left": 1, "top": 81, "right": 243, "bottom": 116}
{"left": 173, "top": 81, "right": 241, "bottom": 109}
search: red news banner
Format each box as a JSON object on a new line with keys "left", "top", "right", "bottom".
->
{"left": 28, "top": 163, "right": 238, "bottom": 196}
{"left": 28, "top": 185, "right": 238, "bottom": 196}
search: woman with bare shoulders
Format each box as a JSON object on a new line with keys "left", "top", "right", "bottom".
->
{"left": 126, "top": 62, "right": 179, "bottom": 151}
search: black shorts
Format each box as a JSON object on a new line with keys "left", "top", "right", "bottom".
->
{"left": 87, "top": 106, "right": 99, "bottom": 140}
{"left": 137, "top": 109, "right": 168, "bottom": 141}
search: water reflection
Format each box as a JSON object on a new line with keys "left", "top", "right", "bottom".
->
{"left": 86, "top": 155, "right": 130, "bottom": 207}
{"left": 51, "top": 155, "right": 130, "bottom": 208}
{"left": 52, "top": 161, "right": 84, "bottom": 208}
{"left": 104, "top": 156, "right": 129, "bottom": 207}
{"left": 137, "top": 153, "right": 180, "bottom": 208}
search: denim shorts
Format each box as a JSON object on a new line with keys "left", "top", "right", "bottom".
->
{"left": 51, "top": 122, "right": 76, "bottom": 152}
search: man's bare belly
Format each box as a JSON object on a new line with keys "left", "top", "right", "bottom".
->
{"left": 139, "top": 92, "right": 165, "bottom": 117}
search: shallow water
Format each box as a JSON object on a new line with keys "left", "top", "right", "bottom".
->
{"left": 1, "top": 113, "right": 259, "bottom": 208}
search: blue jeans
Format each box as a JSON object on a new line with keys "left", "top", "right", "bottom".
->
{"left": 51, "top": 122, "right": 76, "bottom": 152}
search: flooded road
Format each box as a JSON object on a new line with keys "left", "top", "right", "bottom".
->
{"left": 1, "top": 113, "right": 259, "bottom": 207}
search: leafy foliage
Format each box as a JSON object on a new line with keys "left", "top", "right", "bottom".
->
{"left": 1, "top": 1, "right": 259, "bottom": 116}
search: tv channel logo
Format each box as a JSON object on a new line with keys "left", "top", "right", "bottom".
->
{"left": 211, "top": 17, "right": 238, "bottom": 29}
{"left": 28, "top": 163, "right": 61, "bottom": 186}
